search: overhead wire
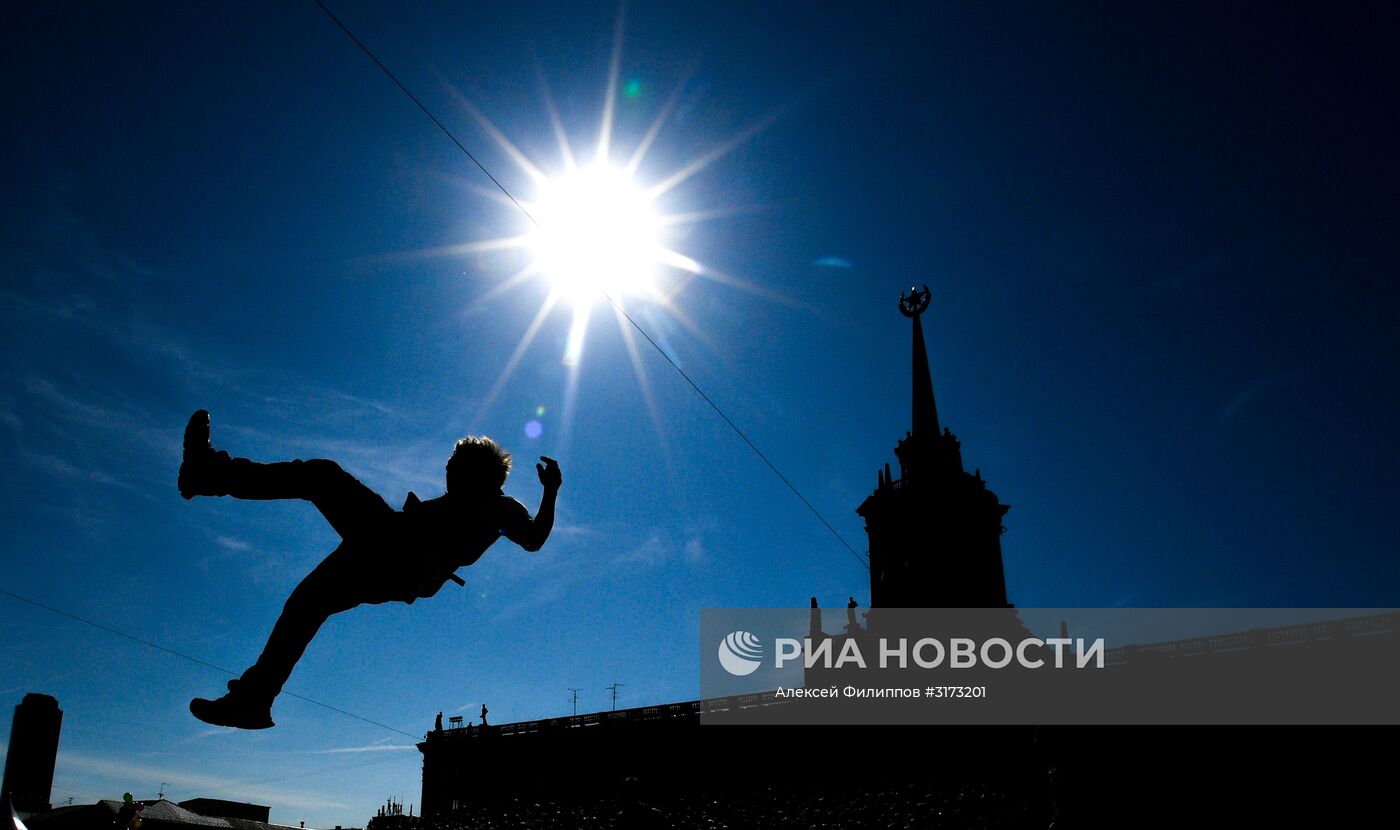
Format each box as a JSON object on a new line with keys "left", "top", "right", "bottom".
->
{"left": 311, "top": 0, "right": 869, "bottom": 571}
{"left": 0, "top": 588, "right": 420, "bottom": 740}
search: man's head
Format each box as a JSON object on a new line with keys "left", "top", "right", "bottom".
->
{"left": 446, "top": 435, "right": 511, "bottom": 494}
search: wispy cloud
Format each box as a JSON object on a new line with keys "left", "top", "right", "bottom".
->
{"left": 58, "top": 752, "right": 351, "bottom": 811}
{"left": 547, "top": 523, "right": 596, "bottom": 539}
{"left": 180, "top": 727, "right": 238, "bottom": 743}
{"left": 684, "top": 534, "right": 706, "bottom": 562}
{"left": 1158, "top": 241, "right": 1264, "bottom": 290}
{"left": 9, "top": 372, "right": 183, "bottom": 503}
{"left": 1222, "top": 368, "right": 1305, "bottom": 422}
{"left": 0, "top": 404, "right": 22, "bottom": 432}
{"left": 20, "top": 450, "right": 127, "bottom": 488}
{"left": 1, "top": 183, "right": 426, "bottom": 517}
{"left": 615, "top": 532, "right": 668, "bottom": 566}
{"left": 303, "top": 744, "right": 417, "bottom": 755}
{"left": 611, "top": 523, "right": 711, "bottom": 567}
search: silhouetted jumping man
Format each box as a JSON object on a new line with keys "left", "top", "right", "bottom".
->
{"left": 178, "top": 410, "right": 562, "bottom": 729}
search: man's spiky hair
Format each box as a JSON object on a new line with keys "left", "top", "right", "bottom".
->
{"left": 446, "top": 435, "right": 511, "bottom": 493}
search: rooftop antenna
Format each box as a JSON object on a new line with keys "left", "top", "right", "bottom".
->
{"left": 158, "top": 784, "right": 168, "bottom": 800}
{"left": 568, "top": 688, "right": 581, "bottom": 716}
{"left": 605, "top": 682, "right": 624, "bottom": 711}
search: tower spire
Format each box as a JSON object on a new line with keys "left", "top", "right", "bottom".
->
{"left": 858, "top": 284, "right": 1010, "bottom": 609}
{"left": 899, "top": 285, "right": 939, "bottom": 438}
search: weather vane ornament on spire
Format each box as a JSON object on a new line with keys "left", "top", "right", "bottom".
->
{"left": 898, "top": 284, "right": 930, "bottom": 318}
{"left": 898, "top": 283, "right": 939, "bottom": 439}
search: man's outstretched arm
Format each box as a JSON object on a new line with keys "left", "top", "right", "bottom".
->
{"left": 507, "top": 456, "right": 561, "bottom": 552}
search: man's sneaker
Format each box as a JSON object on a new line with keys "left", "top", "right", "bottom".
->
{"left": 189, "top": 691, "right": 275, "bottom": 730}
{"left": 178, "top": 410, "right": 229, "bottom": 499}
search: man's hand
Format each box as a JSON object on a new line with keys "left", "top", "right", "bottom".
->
{"left": 507, "top": 457, "right": 560, "bottom": 552}
{"left": 536, "top": 456, "right": 562, "bottom": 491}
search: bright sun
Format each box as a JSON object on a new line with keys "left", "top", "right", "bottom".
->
{"left": 527, "top": 164, "right": 662, "bottom": 303}
{"left": 438, "top": 34, "right": 777, "bottom": 431}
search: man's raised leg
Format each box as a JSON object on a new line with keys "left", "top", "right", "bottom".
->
{"left": 178, "top": 410, "right": 393, "bottom": 538}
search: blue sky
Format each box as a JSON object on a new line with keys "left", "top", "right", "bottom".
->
{"left": 3, "top": 1, "right": 1397, "bottom": 826}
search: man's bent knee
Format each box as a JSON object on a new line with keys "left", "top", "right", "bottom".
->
{"left": 299, "top": 459, "right": 348, "bottom": 482}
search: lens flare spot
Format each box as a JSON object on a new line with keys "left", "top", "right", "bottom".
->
{"left": 524, "top": 420, "right": 543, "bottom": 439}
{"left": 535, "top": 405, "right": 546, "bottom": 416}
{"left": 624, "top": 78, "right": 642, "bottom": 99}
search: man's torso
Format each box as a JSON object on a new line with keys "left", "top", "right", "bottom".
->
{"left": 337, "top": 491, "right": 528, "bottom": 604}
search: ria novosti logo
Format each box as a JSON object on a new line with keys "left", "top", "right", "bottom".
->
{"left": 715, "top": 629, "right": 1107, "bottom": 676}
{"left": 717, "top": 631, "right": 764, "bottom": 676}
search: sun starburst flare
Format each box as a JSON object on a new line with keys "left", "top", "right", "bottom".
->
{"left": 427, "top": 25, "right": 786, "bottom": 445}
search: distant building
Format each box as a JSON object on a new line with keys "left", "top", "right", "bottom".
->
{"left": 364, "top": 798, "right": 413, "bottom": 830}
{"left": 416, "top": 696, "right": 910, "bottom": 814}
{"left": 28, "top": 799, "right": 314, "bottom": 830}
{"left": 2, "top": 693, "right": 63, "bottom": 813}
{"left": 178, "top": 800, "right": 270, "bottom": 824}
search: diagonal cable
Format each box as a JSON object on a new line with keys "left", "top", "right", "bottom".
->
{"left": 0, "top": 588, "right": 422, "bottom": 739}
{"left": 311, "top": 0, "right": 868, "bottom": 569}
